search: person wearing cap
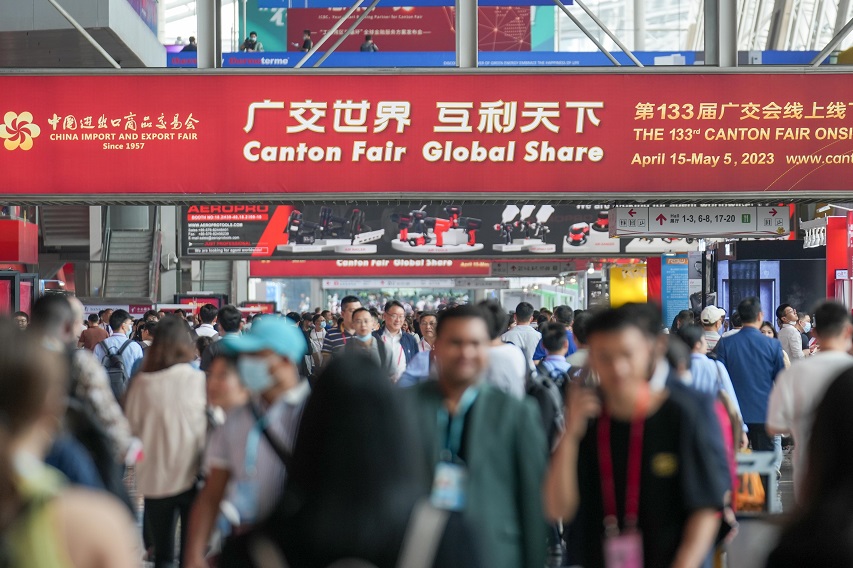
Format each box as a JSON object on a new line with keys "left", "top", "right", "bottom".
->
{"left": 184, "top": 315, "right": 309, "bottom": 568}
{"left": 700, "top": 305, "right": 726, "bottom": 351}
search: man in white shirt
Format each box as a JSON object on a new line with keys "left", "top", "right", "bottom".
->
{"left": 501, "top": 302, "right": 542, "bottom": 369}
{"left": 195, "top": 303, "right": 220, "bottom": 339}
{"left": 700, "top": 305, "right": 725, "bottom": 351}
{"left": 767, "top": 300, "right": 853, "bottom": 502}
{"left": 776, "top": 303, "right": 806, "bottom": 361}
{"left": 374, "top": 300, "right": 418, "bottom": 380}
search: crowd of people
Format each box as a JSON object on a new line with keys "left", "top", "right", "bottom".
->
{"left": 1, "top": 293, "right": 852, "bottom": 567}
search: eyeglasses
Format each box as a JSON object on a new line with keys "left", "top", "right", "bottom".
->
{"left": 387, "top": 314, "right": 406, "bottom": 321}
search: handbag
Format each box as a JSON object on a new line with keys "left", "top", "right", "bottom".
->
{"left": 735, "top": 451, "right": 767, "bottom": 512}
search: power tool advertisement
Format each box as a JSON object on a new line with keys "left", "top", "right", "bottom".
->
{"left": 181, "top": 203, "right": 701, "bottom": 259}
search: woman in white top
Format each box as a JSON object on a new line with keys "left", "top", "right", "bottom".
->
{"left": 308, "top": 314, "right": 327, "bottom": 370}
{"left": 125, "top": 315, "right": 208, "bottom": 568}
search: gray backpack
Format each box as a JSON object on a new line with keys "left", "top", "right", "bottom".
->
{"left": 98, "top": 339, "right": 132, "bottom": 401}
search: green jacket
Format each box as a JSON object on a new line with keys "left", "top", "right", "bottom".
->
{"left": 406, "top": 381, "right": 548, "bottom": 568}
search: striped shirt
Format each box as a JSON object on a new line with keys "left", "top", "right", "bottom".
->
{"left": 321, "top": 326, "right": 355, "bottom": 355}
{"left": 204, "top": 380, "right": 310, "bottom": 523}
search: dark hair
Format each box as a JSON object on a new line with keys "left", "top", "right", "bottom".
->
{"left": 29, "top": 295, "right": 73, "bottom": 333}
{"left": 341, "top": 296, "right": 361, "bottom": 312}
{"left": 143, "top": 310, "right": 159, "bottom": 322}
{"left": 142, "top": 321, "right": 158, "bottom": 336}
{"left": 738, "top": 297, "right": 763, "bottom": 324}
{"left": 514, "top": 302, "right": 535, "bottom": 323}
{"left": 419, "top": 311, "right": 437, "bottom": 321}
{"left": 760, "top": 321, "right": 778, "bottom": 338}
{"left": 666, "top": 334, "right": 692, "bottom": 373}
{"left": 384, "top": 300, "right": 405, "bottom": 313}
{"left": 365, "top": 34, "right": 373, "bottom": 40}
{"left": 572, "top": 310, "right": 593, "bottom": 345}
{"left": 312, "top": 314, "right": 324, "bottom": 324}
{"left": 553, "top": 305, "right": 574, "bottom": 325}
{"left": 676, "top": 324, "right": 705, "bottom": 351}
{"left": 13, "top": 311, "right": 28, "bottom": 321}
{"left": 542, "top": 323, "right": 568, "bottom": 353}
{"left": 250, "top": 30, "right": 257, "bottom": 36}
{"left": 792, "top": 370, "right": 853, "bottom": 531}
{"left": 813, "top": 301, "right": 852, "bottom": 338}
{"left": 587, "top": 303, "right": 662, "bottom": 341}
{"left": 196, "top": 336, "right": 213, "bottom": 358}
{"left": 775, "top": 303, "right": 793, "bottom": 322}
{"left": 174, "top": 309, "right": 187, "bottom": 318}
{"left": 476, "top": 300, "right": 508, "bottom": 340}
{"left": 140, "top": 315, "right": 195, "bottom": 373}
{"left": 671, "top": 309, "right": 695, "bottom": 332}
{"left": 729, "top": 311, "right": 743, "bottom": 328}
{"left": 303, "top": 29, "right": 311, "bottom": 34}
{"left": 437, "top": 304, "right": 487, "bottom": 338}
{"left": 536, "top": 315, "right": 550, "bottom": 329}
{"left": 87, "top": 313, "right": 100, "bottom": 324}
{"left": 218, "top": 305, "right": 243, "bottom": 333}
{"left": 109, "top": 309, "right": 131, "bottom": 332}
{"left": 199, "top": 303, "right": 218, "bottom": 324}
{"left": 254, "top": 355, "right": 425, "bottom": 566}
{"left": 98, "top": 310, "right": 106, "bottom": 318}
{"left": 286, "top": 312, "right": 302, "bottom": 324}
{"left": 0, "top": 320, "right": 65, "bottom": 532}
{"left": 351, "top": 307, "right": 372, "bottom": 321}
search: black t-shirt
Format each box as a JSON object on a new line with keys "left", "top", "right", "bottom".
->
{"left": 571, "top": 394, "right": 726, "bottom": 568}
{"left": 801, "top": 331, "right": 810, "bottom": 351}
{"left": 302, "top": 39, "right": 313, "bottom": 51}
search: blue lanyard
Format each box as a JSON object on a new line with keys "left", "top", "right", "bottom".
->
{"left": 437, "top": 388, "right": 479, "bottom": 461}
{"left": 244, "top": 413, "right": 269, "bottom": 477}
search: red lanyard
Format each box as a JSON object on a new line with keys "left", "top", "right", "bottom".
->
{"left": 597, "top": 387, "right": 650, "bottom": 535}
{"left": 381, "top": 334, "right": 404, "bottom": 367}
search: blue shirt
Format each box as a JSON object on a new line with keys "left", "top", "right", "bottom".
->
{"left": 714, "top": 326, "right": 785, "bottom": 424}
{"left": 688, "top": 353, "right": 747, "bottom": 432}
{"left": 539, "top": 355, "right": 571, "bottom": 376}
{"left": 92, "top": 333, "right": 144, "bottom": 378}
{"left": 532, "top": 329, "right": 577, "bottom": 361}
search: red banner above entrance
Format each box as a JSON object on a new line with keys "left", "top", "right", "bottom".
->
{"left": 2, "top": 73, "right": 853, "bottom": 199}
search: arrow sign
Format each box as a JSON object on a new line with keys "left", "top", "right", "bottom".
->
{"left": 770, "top": 208, "right": 778, "bottom": 216}
{"left": 629, "top": 208, "right": 637, "bottom": 218}
{"left": 656, "top": 214, "right": 667, "bottom": 225}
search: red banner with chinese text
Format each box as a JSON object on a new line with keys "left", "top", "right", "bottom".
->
{"left": 2, "top": 73, "right": 853, "bottom": 198}
{"left": 250, "top": 259, "right": 492, "bottom": 277}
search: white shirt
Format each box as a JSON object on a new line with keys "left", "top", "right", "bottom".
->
{"left": 309, "top": 328, "right": 326, "bottom": 354}
{"left": 205, "top": 381, "right": 310, "bottom": 522}
{"left": 779, "top": 324, "right": 805, "bottom": 361}
{"left": 124, "top": 363, "right": 207, "bottom": 498}
{"left": 766, "top": 350, "right": 853, "bottom": 501}
{"left": 485, "top": 343, "right": 527, "bottom": 400}
{"left": 418, "top": 336, "right": 434, "bottom": 352}
{"left": 381, "top": 329, "right": 408, "bottom": 377}
{"left": 501, "top": 324, "right": 542, "bottom": 369}
{"left": 195, "top": 323, "right": 219, "bottom": 338}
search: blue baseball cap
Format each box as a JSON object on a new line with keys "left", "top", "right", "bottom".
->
{"left": 222, "top": 315, "right": 307, "bottom": 362}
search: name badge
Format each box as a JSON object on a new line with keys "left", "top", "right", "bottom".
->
{"left": 431, "top": 461, "right": 467, "bottom": 511}
{"left": 604, "top": 531, "right": 644, "bottom": 568}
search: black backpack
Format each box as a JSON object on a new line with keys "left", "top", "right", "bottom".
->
{"left": 98, "top": 339, "right": 132, "bottom": 401}
{"left": 526, "top": 367, "right": 566, "bottom": 453}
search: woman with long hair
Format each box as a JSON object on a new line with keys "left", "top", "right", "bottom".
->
{"left": 765, "top": 369, "right": 853, "bottom": 566}
{"left": 125, "top": 315, "right": 208, "bottom": 568}
{"left": 0, "top": 320, "right": 137, "bottom": 567}
{"left": 221, "top": 354, "right": 482, "bottom": 568}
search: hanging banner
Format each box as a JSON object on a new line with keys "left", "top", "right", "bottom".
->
{"left": 181, "top": 203, "right": 700, "bottom": 259}
{"left": 661, "top": 255, "right": 690, "bottom": 326}
{"left": 3, "top": 74, "right": 853, "bottom": 199}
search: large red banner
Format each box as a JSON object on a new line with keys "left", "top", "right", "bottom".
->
{"left": 2, "top": 74, "right": 853, "bottom": 199}
{"left": 250, "top": 259, "right": 492, "bottom": 276}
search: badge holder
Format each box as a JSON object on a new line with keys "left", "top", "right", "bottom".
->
{"left": 603, "top": 515, "right": 643, "bottom": 568}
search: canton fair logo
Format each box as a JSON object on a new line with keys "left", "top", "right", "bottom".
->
{"left": 0, "top": 111, "right": 41, "bottom": 151}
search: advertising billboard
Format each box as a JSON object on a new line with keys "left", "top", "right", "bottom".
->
{"left": 3, "top": 74, "right": 853, "bottom": 199}
{"left": 286, "top": 7, "right": 530, "bottom": 52}
{"left": 182, "top": 203, "right": 700, "bottom": 259}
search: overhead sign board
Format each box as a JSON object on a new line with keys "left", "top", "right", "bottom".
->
{"left": 323, "top": 278, "right": 454, "bottom": 289}
{"left": 260, "top": 0, "right": 557, "bottom": 6}
{"left": 610, "top": 207, "right": 789, "bottom": 238}
{"left": 184, "top": 203, "right": 700, "bottom": 260}
{"left": 3, "top": 74, "right": 853, "bottom": 200}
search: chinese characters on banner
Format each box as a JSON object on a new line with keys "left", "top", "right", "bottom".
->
{"left": 1, "top": 74, "right": 852, "bottom": 197}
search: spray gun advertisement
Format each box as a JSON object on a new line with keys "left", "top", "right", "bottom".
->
{"left": 181, "top": 204, "right": 700, "bottom": 259}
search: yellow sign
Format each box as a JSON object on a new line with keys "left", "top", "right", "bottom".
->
{"left": 609, "top": 264, "right": 648, "bottom": 307}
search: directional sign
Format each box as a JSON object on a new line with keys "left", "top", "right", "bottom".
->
{"left": 609, "top": 207, "right": 789, "bottom": 238}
